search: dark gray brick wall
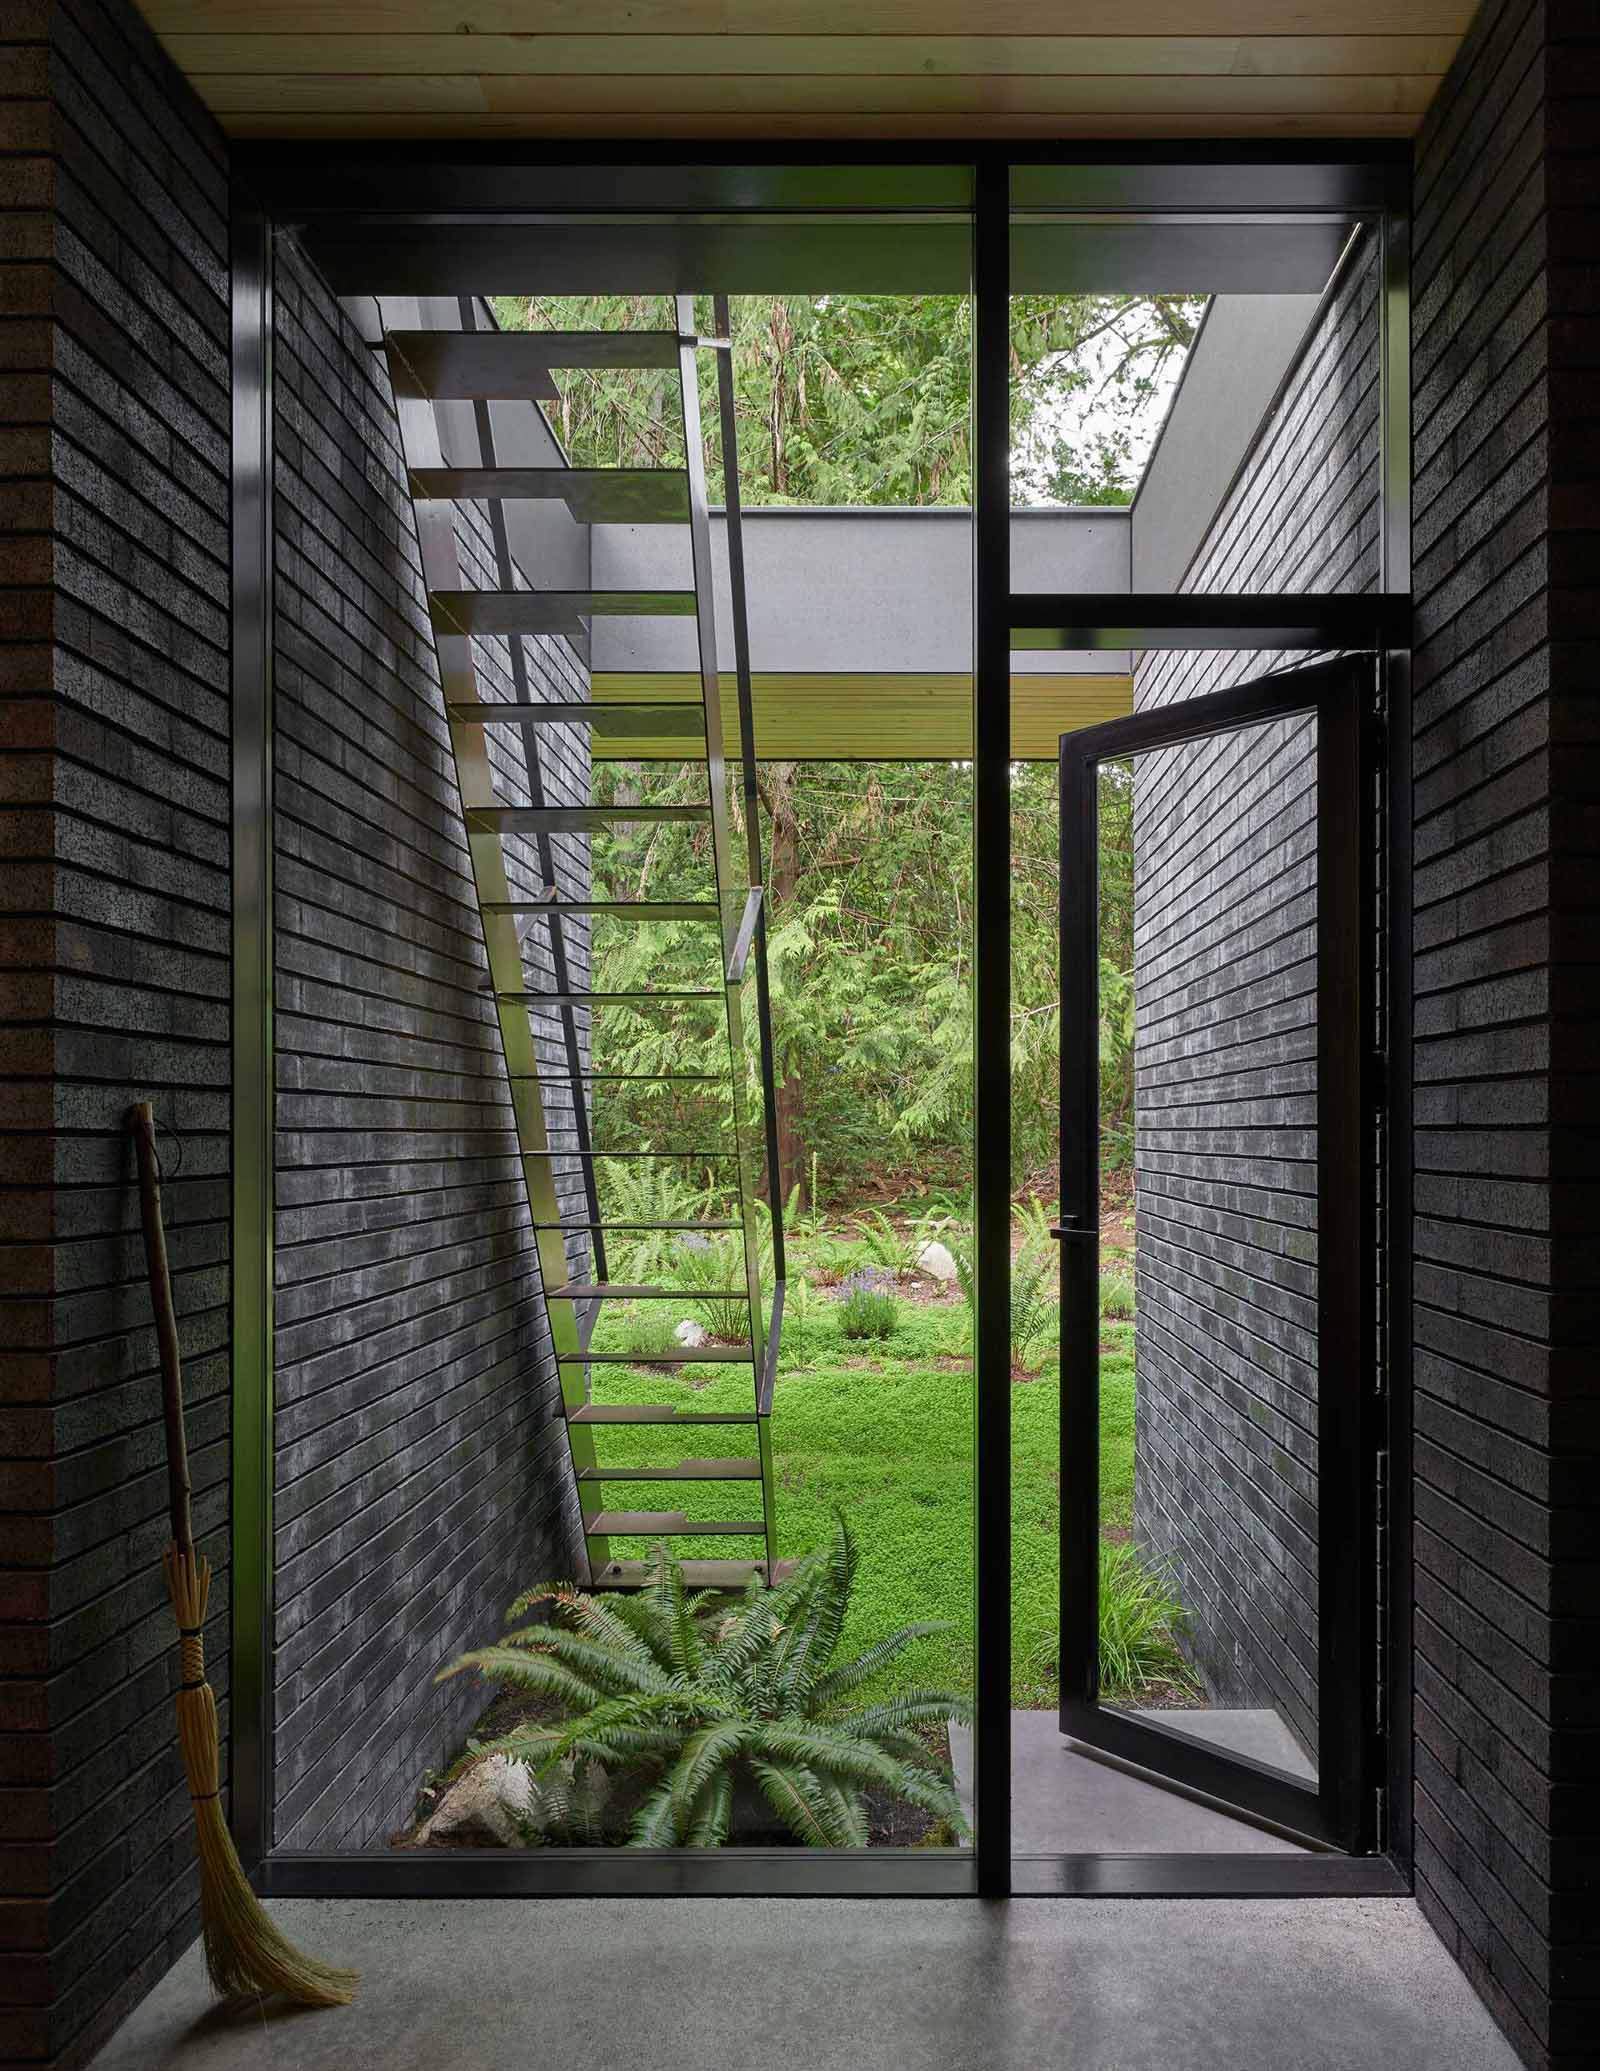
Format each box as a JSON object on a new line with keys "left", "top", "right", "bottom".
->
{"left": 1411, "top": 3, "right": 1600, "bottom": 2064}
{"left": 0, "top": 2, "right": 231, "bottom": 2063}
{"left": 1130, "top": 242, "right": 1381, "bottom": 1758}
{"left": 268, "top": 262, "right": 589, "bottom": 1850}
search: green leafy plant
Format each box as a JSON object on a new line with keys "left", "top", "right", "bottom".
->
{"left": 946, "top": 1207, "right": 1056, "bottom": 1370}
{"left": 837, "top": 1272, "right": 900, "bottom": 1341}
{"left": 1096, "top": 1541, "right": 1197, "bottom": 1697}
{"left": 1099, "top": 1270, "right": 1136, "bottom": 1321}
{"left": 677, "top": 1234, "right": 755, "bottom": 1343}
{"left": 851, "top": 1208, "right": 915, "bottom": 1275}
{"left": 440, "top": 1520, "right": 969, "bottom": 1848}
{"left": 783, "top": 1274, "right": 815, "bottom": 1369}
{"left": 600, "top": 1156, "right": 721, "bottom": 1284}
{"left": 1008, "top": 1246, "right": 1056, "bottom": 1373}
{"left": 1020, "top": 1540, "right": 1197, "bottom": 1701}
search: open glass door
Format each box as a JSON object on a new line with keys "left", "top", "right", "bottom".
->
{"left": 1057, "top": 654, "right": 1384, "bottom": 1856}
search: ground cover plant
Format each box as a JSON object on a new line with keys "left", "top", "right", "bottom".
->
{"left": 582, "top": 1215, "right": 1161, "bottom": 1708}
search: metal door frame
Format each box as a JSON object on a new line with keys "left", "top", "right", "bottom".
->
{"left": 1057, "top": 654, "right": 1384, "bottom": 1855}
{"left": 230, "top": 145, "right": 1413, "bottom": 1900}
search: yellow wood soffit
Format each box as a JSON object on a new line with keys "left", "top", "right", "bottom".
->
{"left": 588, "top": 671, "right": 1135, "bottom": 760}
{"left": 145, "top": 10, "right": 1470, "bottom": 139}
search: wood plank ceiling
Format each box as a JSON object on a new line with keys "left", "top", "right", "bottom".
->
{"left": 143, "top": 4, "right": 1469, "bottom": 140}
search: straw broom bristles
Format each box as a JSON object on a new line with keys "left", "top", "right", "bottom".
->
{"left": 132, "top": 1102, "right": 358, "bottom": 2011}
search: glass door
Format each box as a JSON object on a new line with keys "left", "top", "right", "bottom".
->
{"left": 1057, "top": 654, "right": 1384, "bottom": 1855}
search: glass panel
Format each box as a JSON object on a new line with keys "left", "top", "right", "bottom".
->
{"left": 1007, "top": 213, "right": 1381, "bottom": 601}
{"left": 1101, "top": 703, "right": 1320, "bottom": 1789}
{"left": 341, "top": 275, "right": 977, "bottom": 1859}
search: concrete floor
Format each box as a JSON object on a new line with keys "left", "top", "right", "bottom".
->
{"left": 950, "top": 1712, "right": 1312, "bottom": 1852}
{"left": 90, "top": 1896, "right": 1519, "bottom": 2071}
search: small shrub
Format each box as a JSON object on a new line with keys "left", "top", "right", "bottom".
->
{"left": 1099, "top": 1270, "right": 1135, "bottom": 1321}
{"left": 838, "top": 1269, "right": 900, "bottom": 1341}
{"left": 1097, "top": 1541, "right": 1196, "bottom": 1698}
{"left": 677, "top": 1234, "right": 754, "bottom": 1342}
{"left": 1018, "top": 1541, "right": 1197, "bottom": 1702}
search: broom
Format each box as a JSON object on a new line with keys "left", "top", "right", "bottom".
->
{"left": 129, "top": 1101, "right": 358, "bottom": 2009}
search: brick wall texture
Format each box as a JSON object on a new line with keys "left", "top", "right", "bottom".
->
{"left": 0, "top": 2, "right": 232, "bottom": 2064}
{"left": 267, "top": 265, "right": 590, "bottom": 1850}
{"left": 1130, "top": 237, "right": 1381, "bottom": 1759}
{"left": 1409, "top": 2, "right": 1600, "bottom": 2065}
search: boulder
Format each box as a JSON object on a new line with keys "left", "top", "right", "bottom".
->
{"left": 674, "top": 1317, "right": 710, "bottom": 1348}
{"left": 915, "top": 1239, "right": 960, "bottom": 1286}
{"left": 416, "top": 1753, "right": 533, "bottom": 1847}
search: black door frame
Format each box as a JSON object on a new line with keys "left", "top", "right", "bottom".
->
{"left": 229, "top": 142, "right": 1413, "bottom": 1901}
{"left": 1057, "top": 654, "right": 1383, "bottom": 1856}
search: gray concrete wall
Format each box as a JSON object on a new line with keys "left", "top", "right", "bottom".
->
{"left": 1130, "top": 235, "right": 1382, "bottom": 1761}
{"left": 0, "top": 3, "right": 232, "bottom": 2063}
{"left": 268, "top": 265, "right": 588, "bottom": 1850}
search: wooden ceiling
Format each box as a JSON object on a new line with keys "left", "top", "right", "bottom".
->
{"left": 144, "top": 4, "right": 1468, "bottom": 140}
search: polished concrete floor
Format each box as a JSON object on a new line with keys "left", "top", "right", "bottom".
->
{"left": 90, "top": 1896, "right": 1519, "bottom": 2071}
{"left": 950, "top": 1712, "right": 1312, "bottom": 1852}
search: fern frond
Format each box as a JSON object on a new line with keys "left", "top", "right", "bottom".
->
{"left": 834, "top": 1692, "right": 973, "bottom": 1737}
{"left": 685, "top": 1769, "right": 734, "bottom": 1848}
{"left": 495, "top": 1628, "right": 674, "bottom": 1699}
{"left": 435, "top": 1646, "right": 604, "bottom": 1711}
{"left": 809, "top": 1623, "right": 953, "bottom": 1708}
{"left": 667, "top": 1721, "right": 749, "bottom": 1828}
{"left": 755, "top": 1724, "right": 903, "bottom": 1795}
{"left": 750, "top": 1761, "right": 842, "bottom": 1849}
{"left": 629, "top": 1781, "right": 681, "bottom": 1848}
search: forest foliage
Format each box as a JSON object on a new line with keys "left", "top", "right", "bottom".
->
{"left": 491, "top": 291, "right": 1192, "bottom": 1201}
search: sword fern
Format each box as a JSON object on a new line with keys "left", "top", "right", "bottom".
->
{"left": 439, "top": 1518, "right": 969, "bottom": 1849}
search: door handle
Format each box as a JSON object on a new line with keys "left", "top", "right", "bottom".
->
{"left": 1050, "top": 1221, "right": 1096, "bottom": 1243}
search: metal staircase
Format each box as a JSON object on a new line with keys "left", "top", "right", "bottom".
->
{"left": 385, "top": 294, "right": 785, "bottom": 1590}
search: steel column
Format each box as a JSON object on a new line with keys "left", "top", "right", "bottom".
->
{"left": 972, "top": 156, "right": 1012, "bottom": 1897}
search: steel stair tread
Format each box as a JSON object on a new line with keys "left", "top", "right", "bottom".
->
{"left": 578, "top": 1460, "right": 761, "bottom": 1482}
{"left": 468, "top": 803, "right": 707, "bottom": 833}
{"left": 410, "top": 468, "right": 689, "bottom": 523}
{"left": 583, "top": 1512, "right": 766, "bottom": 1536}
{"left": 534, "top": 1219, "right": 742, "bottom": 1232}
{"left": 430, "top": 589, "right": 695, "bottom": 636}
{"left": 387, "top": 329, "right": 684, "bottom": 384}
{"left": 447, "top": 700, "right": 706, "bottom": 736}
{"left": 592, "top": 1558, "right": 793, "bottom": 1592}
{"left": 568, "top": 1405, "right": 758, "bottom": 1425}
{"left": 499, "top": 988, "right": 721, "bottom": 1004}
{"left": 485, "top": 899, "right": 719, "bottom": 920}
{"left": 549, "top": 1283, "right": 746, "bottom": 1299}
{"left": 559, "top": 1349, "right": 754, "bottom": 1365}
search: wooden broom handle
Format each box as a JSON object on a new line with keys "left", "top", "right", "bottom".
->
{"left": 129, "top": 1102, "right": 194, "bottom": 1558}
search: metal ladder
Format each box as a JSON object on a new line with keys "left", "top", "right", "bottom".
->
{"left": 384, "top": 293, "right": 785, "bottom": 1590}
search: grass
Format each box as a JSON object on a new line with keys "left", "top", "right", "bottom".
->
{"left": 581, "top": 1292, "right": 1139, "bottom": 1705}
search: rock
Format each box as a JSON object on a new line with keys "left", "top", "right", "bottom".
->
{"left": 915, "top": 1239, "right": 960, "bottom": 1286}
{"left": 676, "top": 1231, "right": 713, "bottom": 1253}
{"left": 416, "top": 1753, "right": 533, "bottom": 1847}
{"left": 674, "top": 1317, "right": 709, "bottom": 1348}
